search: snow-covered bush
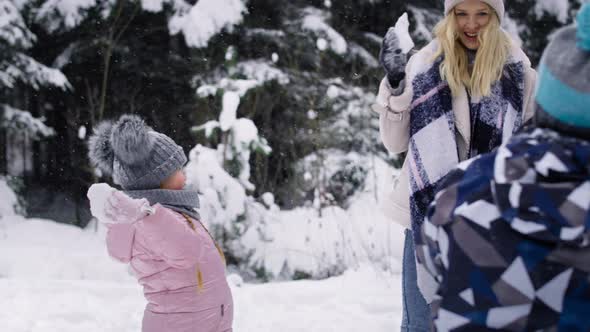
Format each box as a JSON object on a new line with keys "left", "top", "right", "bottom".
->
{"left": 194, "top": 89, "right": 272, "bottom": 191}
{"left": 239, "top": 155, "right": 405, "bottom": 280}
{"left": 296, "top": 150, "right": 368, "bottom": 210}
{"left": 326, "top": 160, "right": 367, "bottom": 206}
{"left": 184, "top": 144, "right": 273, "bottom": 272}
{"left": 184, "top": 140, "right": 405, "bottom": 280}
{"left": 182, "top": 5, "right": 409, "bottom": 280}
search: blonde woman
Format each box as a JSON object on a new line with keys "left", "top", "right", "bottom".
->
{"left": 372, "top": 0, "right": 537, "bottom": 330}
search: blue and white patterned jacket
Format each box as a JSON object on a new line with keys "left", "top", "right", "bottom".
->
{"left": 420, "top": 127, "right": 590, "bottom": 331}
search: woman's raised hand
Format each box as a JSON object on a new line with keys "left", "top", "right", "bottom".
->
{"left": 379, "top": 27, "right": 408, "bottom": 88}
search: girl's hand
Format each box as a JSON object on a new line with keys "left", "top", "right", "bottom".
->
{"left": 379, "top": 27, "right": 408, "bottom": 88}
{"left": 104, "top": 191, "right": 155, "bottom": 224}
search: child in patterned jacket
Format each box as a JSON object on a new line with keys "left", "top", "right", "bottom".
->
{"left": 419, "top": 4, "right": 590, "bottom": 331}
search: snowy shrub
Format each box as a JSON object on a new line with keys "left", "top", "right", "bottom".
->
{"left": 326, "top": 162, "right": 367, "bottom": 206}
{"left": 184, "top": 144, "right": 274, "bottom": 270}
{"left": 194, "top": 110, "right": 271, "bottom": 191}
{"left": 297, "top": 150, "right": 369, "bottom": 209}
{"left": 189, "top": 65, "right": 275, "bottom": 268}
{"left": 238, "top": 155, "right": 405, "bottom": 280}
{"left": 184, "top": 140, "right": 404, "bottom": 280}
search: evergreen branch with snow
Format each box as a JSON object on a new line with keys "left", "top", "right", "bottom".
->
{"left": 1, "top": 104, "right": 55, "bottom": 139}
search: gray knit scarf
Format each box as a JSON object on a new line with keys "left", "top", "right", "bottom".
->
{"left": 125, "top": 189, "right": 201, "bottom": 220}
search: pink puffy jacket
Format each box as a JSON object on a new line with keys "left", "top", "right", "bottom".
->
{"left": 106, "top": 204, "right": 233, "bottom": 332}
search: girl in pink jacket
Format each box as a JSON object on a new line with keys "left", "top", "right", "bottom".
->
{"left": 87, "top": 114, "right": 233, "bottom": 332}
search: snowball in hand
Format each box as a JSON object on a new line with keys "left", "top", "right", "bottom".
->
{"left": 390, "top": 13, "right": 414, "bottom": 54}
{"left": 87, "top": 183, "right": 116, "bottom": 223}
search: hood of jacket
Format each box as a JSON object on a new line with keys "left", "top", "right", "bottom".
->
{"left": 491, "top": 127, "right": 590, "bottom": 247}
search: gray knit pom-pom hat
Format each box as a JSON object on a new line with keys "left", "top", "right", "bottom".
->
{"left": 444, "top": 0, "right": 505, "bottom": 23}
{"left": 88, "top": 114, "right": 187, "bottom": 190}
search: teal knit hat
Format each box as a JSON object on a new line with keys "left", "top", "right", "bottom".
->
{"left": 535, "top": 3, "right": 590, "bottom": 137}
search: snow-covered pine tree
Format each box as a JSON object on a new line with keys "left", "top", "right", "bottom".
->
{"left": 0, "top": 0, "right": 68, "bottom": 176}
{"left": 1, "top": 0, "right": 582, "bottom": 278}
{"left": 505, "top": 0, "right": 582, "bottom": 64}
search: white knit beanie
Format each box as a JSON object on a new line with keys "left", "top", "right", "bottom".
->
{"left": 444, "top": 0, "right": 505, "bottom": 23}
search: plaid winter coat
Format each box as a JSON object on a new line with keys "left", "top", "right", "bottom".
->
{"left": 419, "top": 127, "right": 590, "bottom": 331}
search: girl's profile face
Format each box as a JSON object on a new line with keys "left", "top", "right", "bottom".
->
{"left": 454, "top": 0, "right": 492, "bottom": 50}
{"left": 161, "top": 169, "right": 186, "bottom": 190}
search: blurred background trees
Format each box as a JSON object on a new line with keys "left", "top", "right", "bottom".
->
{"left": 0, "top": 0, "right": 582, "bottom": 277}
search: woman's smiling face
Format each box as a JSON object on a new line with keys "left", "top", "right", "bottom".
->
{"left": 454, "top": 0, "right": 493, "bottom": 50}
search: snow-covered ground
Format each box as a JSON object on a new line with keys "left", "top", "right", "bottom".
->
{"left": 0, "top": 215, "right": 402, "bottom": 332}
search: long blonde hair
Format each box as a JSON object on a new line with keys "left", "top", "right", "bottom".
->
{"left": 432, "top": 6, "right": 511, "bottom": 97}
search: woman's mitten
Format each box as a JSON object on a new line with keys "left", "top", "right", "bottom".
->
{"left": 379, "top": 27, "right": 408, "bottom": 88}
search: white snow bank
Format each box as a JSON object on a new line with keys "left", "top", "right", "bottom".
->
{"left": 0, "top": 213, "right": 402, "bottom": 331}
{"left": 0, "top": 263, "right": 400, "bottom": 332}
{"left": 0, "top": 217, "right": 130, "bottom": 281}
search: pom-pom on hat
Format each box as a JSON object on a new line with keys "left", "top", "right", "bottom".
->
{"left": 88, "top": 114, "right": 187, "bottom": 190}
{"left": 534, "top": 3, "right": 590, "bottom": 139}
{"left": 444, "top": 0, "right": 505, "bottom": 23}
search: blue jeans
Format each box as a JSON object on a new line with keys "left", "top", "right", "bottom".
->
{"left": 401, "top": 229, "right": 431, "bottom": 332}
